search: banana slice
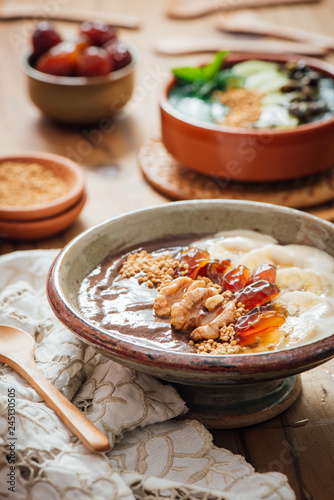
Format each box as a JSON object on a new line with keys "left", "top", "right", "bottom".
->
{"left": 193, "top": 230, "right": 276, "bottom": 263}
{"left": 239, "top": 247, "right": 274, "bottom": 269}
{"left": 283, "top": 317, "right": 319, "bottom": 348}
{"left": 276, "top": 290, "right": 326, "bottom": 314}
{"left": 275, "top": 291, "right": 334, "bottom": 347}
{"left": 276, "top": 267, "right": 324, "bottom": 295}
{"left": 238, "top": 244, "right": 304, "bottom": 269}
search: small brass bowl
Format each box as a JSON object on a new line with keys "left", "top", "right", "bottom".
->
{"left": 21, "top": 45, "right": 137, "bottom": 125}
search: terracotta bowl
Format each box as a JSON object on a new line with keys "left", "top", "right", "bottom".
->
{"left": 21, "top": 45, "right": 137, "bottom": 125}
{"left": 47, "top": 200, "right": 334, "bottom": 428}
{"left": 160, "top": 53, "right": 334, "bottom": 182}
{"left": 0, "top": 152, "right": 85, "bottom": 221}
{"left": 0, "top": 191, "right": 86, "bottom": 240}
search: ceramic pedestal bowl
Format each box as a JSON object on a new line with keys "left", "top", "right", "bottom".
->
{"left": 47, "top": 200, "right": 334, "bottom": 428}
{"left": 160, "top": 53, "right": 334, "bottom": 182}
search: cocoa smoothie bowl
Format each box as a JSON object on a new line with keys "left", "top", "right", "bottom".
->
{"left": 47, "top": 200, "right": 334, "bottom": 427}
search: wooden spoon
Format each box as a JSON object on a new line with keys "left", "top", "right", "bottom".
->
{"left": 166, "top": 0, "right": 319, "bottom": 20}
{"left": 215, "top": 11, "right": 334, "bottom": 50}
{"left": 0, "top": 324, "right": 111, "bottom": 453}
{"left": 154, "top": 36, "right": 327, "bottom": 56}
{"left": 0, "top": 5, "right": 140, "bottom": 29}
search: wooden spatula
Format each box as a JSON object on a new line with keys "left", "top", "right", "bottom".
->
{"left": 215, "top": 10, "right": 334, "bottom": 50}
{"left": 154, "top": 36, "right": 327, "bottom": 56}
{"left": 0, "top": 5, "right": 140, "bottom": 29}
{"left": 166, "top": 0, "right": 319, "bottom": 20}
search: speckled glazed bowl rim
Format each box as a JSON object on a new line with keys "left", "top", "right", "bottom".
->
{"left": 0, "top": 152, "right": 85, "bottom": 220}
{"left": 160, "top": 52, "right": 334, "bottom": 137}
{"left": 47, "top": 200, "right": 334, "bottom": 381}
{"left": 21, "top": 43, "right": 138, "bottom": 86}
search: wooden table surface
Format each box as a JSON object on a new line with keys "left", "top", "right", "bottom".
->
{"left": 0, "top": 1, "right": 333, "bottom": 498}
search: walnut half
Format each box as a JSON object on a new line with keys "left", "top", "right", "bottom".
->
{"left": 154, "top": 276, "right": 193, "bottom": 317}
{"left": 171, "top": 286, "right": 218, "bottom": 331}
{"left": 190, "top": 300, "right": 236, "bottom": 342}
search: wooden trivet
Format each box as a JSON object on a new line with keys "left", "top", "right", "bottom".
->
{"left": 138, "top": 137, "right": 334, "bottom": 220}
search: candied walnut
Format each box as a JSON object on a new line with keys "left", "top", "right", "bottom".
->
{"left": 204, "top": 294, "right": 224, "bottom": 311}
{"left": 190, "top": 300, "right": 236, "bottom": 342}
{"left": 197, "top": 291, "right": 233, "bottom": 326}
{"left": 187, "top": 279, "right": 207, "bottom": 291}
{"left": 154, "top": 276, "right": 193, "bottom": 317}
{"left": 171, "top": 286, "right": 218, "bottom": 331}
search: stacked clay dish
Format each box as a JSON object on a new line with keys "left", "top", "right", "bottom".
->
{"left": 0, "top": 152, "right": 86, "bottom": 240}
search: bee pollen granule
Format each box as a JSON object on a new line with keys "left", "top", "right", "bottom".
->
{"left": 0, "top": 161, "right": 69, "bottom": 206}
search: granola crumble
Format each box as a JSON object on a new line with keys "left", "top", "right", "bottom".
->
{"left": 119, "top": 250, "right": 182, "bottom": 289}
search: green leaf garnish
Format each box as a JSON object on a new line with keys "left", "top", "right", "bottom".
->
{"left": 172, "top": 51, "right": 229, "bottom": 84}
{"left": 202, "top": 51, "right": 230, "bottom": 81}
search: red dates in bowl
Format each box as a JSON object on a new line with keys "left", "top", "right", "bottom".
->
{"left": 31, "top": 21, "right": 132, "bottom": 77}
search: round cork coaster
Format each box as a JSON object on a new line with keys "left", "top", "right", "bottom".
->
{"left": 138, "top": 138, "right": 334, "bottom": 219}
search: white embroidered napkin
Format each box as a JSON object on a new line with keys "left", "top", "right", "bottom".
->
{"left": 0, "top": 250, "right": 295, "bottom": 499}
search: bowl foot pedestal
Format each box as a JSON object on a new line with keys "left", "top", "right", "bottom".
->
{"left": 173, "top": 375, "right": 302, "bottom": 429}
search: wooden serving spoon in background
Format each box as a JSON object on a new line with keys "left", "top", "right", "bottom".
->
{"left": 0, "top": 324, "right": 111, "bottom": 453}
{"left": 215, "top": 10, "right": 334, "bottom": 50}
{"left": 166, "top": 0, "right": 319, "bottom": 20}
{"left": 0, "top": 5, "right": 140, "bottom": 29}
{"left": 154, "top": 36, "right": 327, "bottom": 56}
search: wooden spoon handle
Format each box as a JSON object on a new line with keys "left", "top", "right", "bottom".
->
{"left": 0, "top": 5, "right": 140, "bottom": 29}
{"left": 215, "top": 13, "right": 334, "bottom": 50}
{"left": 166, "top": 0, "right": 319, "bottom": 19}
{"left": 7, "top": 354, "right": 111, "bottom": 453}
{"left": 154, "top": 36, "right": 327, "bottom": 56}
